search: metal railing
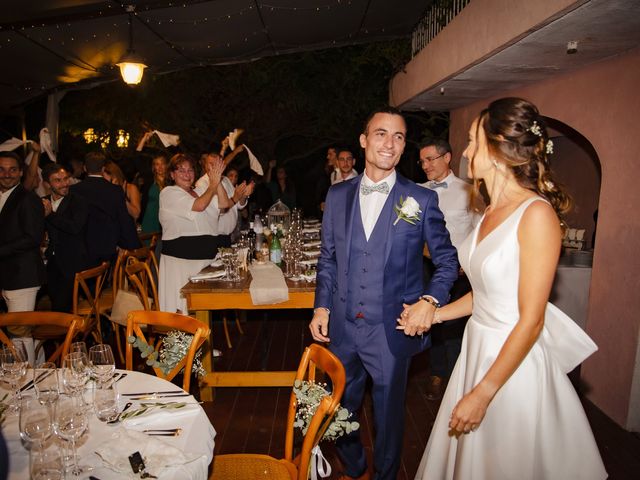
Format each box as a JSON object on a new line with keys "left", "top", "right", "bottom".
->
{"left": 411, "top": 0, "right": 471, "bottom": 57}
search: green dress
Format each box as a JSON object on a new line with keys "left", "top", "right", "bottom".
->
{"left": 141, "top": 182, "right": 161, "bottom": 233}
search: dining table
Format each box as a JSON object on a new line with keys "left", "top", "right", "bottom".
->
{"left": 2, "top": 369, "right": 216, "bottom": 479}
{"left": 181, "top": 264, "right": 316, "bottom": 400}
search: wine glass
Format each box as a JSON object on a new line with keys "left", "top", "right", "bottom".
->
{"left": 53, "top": 394, "right": 88, "bottom": 477}
{"left": 19, "top": 394, "right": 52, "bottom": 449}
{"left": 93, "top": 381, "right": 119, "bottom": 422}
{"left": 0, "top": 343, "right": 29, "bottom": 414}
{"left": 61, "top": 353, "right": 90, "bottom": 397}
{"left": 69, "top": 342, "right": 88, "bottom": 358}
{"left": 33, "top": 362, "right": 59, "bottom": 408}
{"left": 30, "top": 443, "right": 64, "bottom": 480}
{"left": 88, "top": 344, "right": 115, "bottom": 384}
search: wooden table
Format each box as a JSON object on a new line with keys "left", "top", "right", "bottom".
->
{"left": 181, "top": 266, "right": 315, "bottom": 400}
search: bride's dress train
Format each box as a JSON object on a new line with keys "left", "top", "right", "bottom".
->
{"left": 415, "top": 197, "right": 606, "bottom": 480}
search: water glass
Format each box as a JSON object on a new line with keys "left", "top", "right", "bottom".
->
{"left": 93, "top": 381, "right": 119, "bottom": 422}
{"left": 1, "top": 343, "right": 29, "bottom": 414}
{"left": 30, "top": 443, "right": 64, "bottom": 480}
{"left": 20, "top": 395, "right": 52, "bottom": 448}
{"left": 53, "top": 394, "right": 88, "bottom": 476}
{"left": 33, "top": 363, "right": 59, "bottom": 408}
{"left": 88, "top": 344, "right": 115, "bottom": 384}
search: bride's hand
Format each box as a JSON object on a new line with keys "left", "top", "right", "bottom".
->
{"left": 449, "top": 387, "right": 490, "bottom": 434}
{"left": 396, "top": 300, "right": 435, "bottom": 336}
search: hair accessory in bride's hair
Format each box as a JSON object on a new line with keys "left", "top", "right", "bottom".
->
{"left": 526, "top": 120, "right": 554, "bottom": 155}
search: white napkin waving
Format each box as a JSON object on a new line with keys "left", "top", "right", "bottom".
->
{"left": 227, "top": 128, "right": 243, "bottom": 150}
{"left": 243, "top": 144, "right": 264, "bottom": 175}
{"left": 153, "top": 130, "right": 181, "bottom": 148}
{"left": 95, "top": 428, "right": 200, "bottom": 475}
{"left": 39, "top": 127, "right": 56, "bottom": 162}
{"left": 0, "top": 137, "right": 28, "bottom": 151}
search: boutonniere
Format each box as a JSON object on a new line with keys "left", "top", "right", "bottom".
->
{"left": 394, "top": 196, "right": 422, "bottom": 225}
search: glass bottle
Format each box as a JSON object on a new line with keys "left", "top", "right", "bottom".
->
{"left": 270, "top": 233, "right": 282, "bottom": 266}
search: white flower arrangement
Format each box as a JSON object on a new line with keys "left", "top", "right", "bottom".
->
{"left": 127, "top": 331, "right": 206, "bottom": 378}
{"left": 393, "top": 196, "right": 422, "bottom": 226}
{"left": 527, "top": 120, "right": 554, "bottom": 155}
{"left": 293, "top": 380, "right": 359, "bottom": 442}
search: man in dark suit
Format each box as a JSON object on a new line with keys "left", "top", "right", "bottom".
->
{"left": 0, "top": 150, "right": 46, "bottom": 365}
{"left": 70, "top": 151, "right": 140, "bottom": 267}
{"left": 310, "top": 107, "right": 459, "bottom": 480}
{"left": 42, "top": 163, "right": 90, "bottom": 312}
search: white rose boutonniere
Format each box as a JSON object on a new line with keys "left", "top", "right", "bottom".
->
{"left": 394, "top": 196, "right": 422, "bottom": 225}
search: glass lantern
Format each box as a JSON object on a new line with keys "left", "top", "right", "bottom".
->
{"left": 267, "top": 199, "right": 291, "bottom": 233}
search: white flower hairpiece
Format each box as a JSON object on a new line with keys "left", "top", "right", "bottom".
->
{"left": 527, "top": 120, "right": 554, "bottom": 155}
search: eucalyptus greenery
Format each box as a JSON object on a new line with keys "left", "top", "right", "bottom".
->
{"left": 127, "top": 331, "right": 206, "bottom": 378}
{"left": 120, "top": 401, "right": 188, "bottom": 421}
{"left": 293, "top": 380, "right": 359, "bottom": 442}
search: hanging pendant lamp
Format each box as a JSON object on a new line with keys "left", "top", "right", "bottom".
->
{"left": 117, "top": 6, "right": 146, "bottom": 85}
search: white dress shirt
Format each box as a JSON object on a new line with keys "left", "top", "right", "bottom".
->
{"left": 331, "top": 169, "right": 358, "bottom": 185}
{"left": 0, "top": 184, "right": 19, "bottom": 213}
{"left": 359, "top": 171, "right": 396, "bottom": 240}
{"left": 51, "top": 196, "right": 63, "bottom": 212}
{"left": 420, "top": 171, "right": 479, "bottom": 250}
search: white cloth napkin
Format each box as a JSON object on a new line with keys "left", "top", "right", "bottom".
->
{"left": 0, "top": 137, "right": 29, "bottom": 151}
{"left": 153, "top": 130, "right": 180, "bottom": 148}
{"left": 243, "top": 144, "right": 264, "bottom": 175}
{"left": 249, "top": 262, "right": 289, "bottom": 305}
{"left": 189, "top": 270, "right": 226, "bottom": 281}
{"left": 302, "top": 250, "right": 320, "bottom": 257}
{"left": 39, "top": 127, "right": 56, "bottom": 162}
{"left": 95, "top": 428, "right": 201, "bottom": 476}
{"left": 302, "top": 227, "right": 320, "bottom": 233}
{"left": 299, "top": 258, "right": 318, "bottom": 266}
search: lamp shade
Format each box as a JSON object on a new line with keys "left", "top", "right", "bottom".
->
{"left": 117, "top": 60, "right": 146, "bottom": 85}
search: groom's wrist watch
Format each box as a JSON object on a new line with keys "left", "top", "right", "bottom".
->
{"left": 420, "top": 295, "right": 441, "bottom": 308}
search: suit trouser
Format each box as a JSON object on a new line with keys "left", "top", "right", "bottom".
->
{"left": 2, "top": 286, "right": 45, "bottom": 366}
{"left": 330, "top": 320, "right": 411, "bottom": 480}
{"left": 46, "top": 259, "right": 74, "bottom": 313}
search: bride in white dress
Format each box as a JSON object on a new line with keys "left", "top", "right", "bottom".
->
{"left": 406, "top": 98, "right": 606, "bottom": 479}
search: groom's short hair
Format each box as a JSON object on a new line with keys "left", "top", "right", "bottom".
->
{"left": 362, "top": 106, "right": 406, "bottom": 135}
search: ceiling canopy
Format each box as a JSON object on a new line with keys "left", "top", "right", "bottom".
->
{"left": 0, "top": 0, "right": 429, "bottom": 115}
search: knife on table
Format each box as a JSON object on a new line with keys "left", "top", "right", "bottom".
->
{"left": 122, "top": 390, "right": 184, "bottom": 396}
{"left": 19, "top": 369, "right": 54, "bottom": 393}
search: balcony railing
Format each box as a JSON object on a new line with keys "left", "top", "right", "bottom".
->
{"left": 412, "top": 0, "right": 471, "bottom": 57}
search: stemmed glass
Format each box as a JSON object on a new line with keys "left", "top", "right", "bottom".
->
{"left": 88, "top": 344, "right": 115, "bottom": 384}
{"left": 53, "top": 394, "right": 88, "bottom": 477}
{"left": 33, "top": 362, "right": 59, "bottom": 409}
{"left": 61, "top": 352, "right": 90, "bottom": 397}
{"left": 93, "top": 381, "right": 119, "bottom": 423}
{"left": 0, "top": 343, "right": 29, "bottom": 414}
{"left": 19, "top": 394, "right": 52, "bottom": 449}
{"left": 30, "top": 445, "right": 64, "bottom": 480}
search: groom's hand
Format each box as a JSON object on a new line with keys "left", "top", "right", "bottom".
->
{"left": 396, "top": 300, "right": 436, "bottom": 336}
{"left": 310, "top": 308, "right": 331, "bottom": 343}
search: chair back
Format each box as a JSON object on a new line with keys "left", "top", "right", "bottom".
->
{"left": 113, "top": 246, "right": 158, "bottom": 295}
{"left": 124, "top": 258, "right": 158, "bottom": 310}
{"left": 284, "top": 344, "right": 346, "bottom": 479}
{"left": 135, "top": 231, "right": 160, "bottom": 276}
{"left": 125, "top": 310, "right": 210, "bottom": 391}
{"left": 0, "top": 312, "right": 84, "bottom": 365}
{"left": 72, "top": 261, "right": 109, "bottom": 343}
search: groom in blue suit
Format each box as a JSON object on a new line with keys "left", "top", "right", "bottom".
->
{"left": 310, "top": 107, "right": 459, "bottom": 480}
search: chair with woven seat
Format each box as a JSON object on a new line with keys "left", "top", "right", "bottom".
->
{"left": 0, "top": 312, "right": 84, "bottom": 365}
{"left": 125, "top": 310, "right": 210, "bottom": 392}
{"left": 73, "top": 261, "right": 109, "bottom": 344}
{"left": 211, "top": 343, "right": 346, "bottom": 480}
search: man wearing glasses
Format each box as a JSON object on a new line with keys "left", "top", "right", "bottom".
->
{"left": 418, "top": 138, "right": 479, "bottom": 401}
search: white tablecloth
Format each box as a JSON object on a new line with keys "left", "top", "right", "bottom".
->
{"left": 3, "top": 369, "right": 215, "bottom": 479}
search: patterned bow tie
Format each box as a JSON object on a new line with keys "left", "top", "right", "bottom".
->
{"left": 360, "top": 182, "right": 390, "bottom": 195}
{"left": 427, "top": 181, "right": 448, "bottom": 189}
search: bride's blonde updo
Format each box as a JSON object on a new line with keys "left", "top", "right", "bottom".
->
{"left": 475, "top": 97, "right": 571, "bottom": 218}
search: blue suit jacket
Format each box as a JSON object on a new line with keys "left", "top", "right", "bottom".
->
{"left": 314, "top": 173, "right": 459, "bottom": 358}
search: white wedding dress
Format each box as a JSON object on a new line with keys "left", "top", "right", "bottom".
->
{"left": 415, "top": 197, "right": 607, "bottom": 480}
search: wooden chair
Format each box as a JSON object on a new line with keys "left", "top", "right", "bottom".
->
{"left": 0, "top": 312, "right": 84, "bottom": 365}
{"left": 125, "top": 258, "right": 158, "bottom": 311}
{"left": 125, "top": 310, "right": 210, "bottom": 392}
{"left": 211, "top": 344, "right": 347, "bottom": 480}
{"left": 137, "top": 231, "right": 160, "bottom": 276}
{"left": 73, "top": 261, "right": 109, "bottom": 344}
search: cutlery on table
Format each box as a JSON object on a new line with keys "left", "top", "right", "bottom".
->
{"left": 128, "top": 393, "right": 191, "bottom": 401}
{"left": 144, "top": 429, "right": 182, "bottom": 437}
{"left": 115, "top": 373, "right": 128, "bottom": 383}
{"left": 122, "top": 390, "right": 183, "bottom": 397}
{"left": 20, "top": 369, "right": 54, "bottom": 392}
{"left": 107, "top": 402, "right": 133, "bottom": 424}
{"left": 142, "top": 428, "right": 182, "bottom": 434}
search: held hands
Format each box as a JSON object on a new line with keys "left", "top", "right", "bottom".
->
{"left": 309, "top": 309, "right": 330, "bottom": 343}
{"left": 396, "top": 299, "right": 436, "bottom": 336}
{"left": 42, "top": 198, "right": 52, "bottom": 216}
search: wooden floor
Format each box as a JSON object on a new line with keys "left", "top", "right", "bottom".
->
{"left": 197, "top": 311, "right": 640, "bottom": 479}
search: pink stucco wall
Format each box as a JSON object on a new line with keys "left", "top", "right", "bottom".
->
{"left": 449, "top": 47, "right": 640, "bottom": 427}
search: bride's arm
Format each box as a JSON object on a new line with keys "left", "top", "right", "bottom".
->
{"left": 433, "top": 291, "right": 473, "bottom": 322}
{"left": 449, "top": 201, "right": 561, "bottom": 434}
